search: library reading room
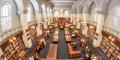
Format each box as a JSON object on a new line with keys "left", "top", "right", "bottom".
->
{"left": 0, "top": 0, "right": 120, "bottom": 60}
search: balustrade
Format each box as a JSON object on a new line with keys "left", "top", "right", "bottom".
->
{"left": 0, "top": 26, "right": 22, "bottom": 43}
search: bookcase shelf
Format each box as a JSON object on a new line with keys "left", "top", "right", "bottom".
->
{"left": 0, "top": 32, "right": 25, "bottom": 60}
{"left": 100, "top": 36, "right": 120, "bottom": 60}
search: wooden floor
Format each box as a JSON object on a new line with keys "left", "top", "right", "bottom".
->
{"left": 46, "top": 44, "right": 57, "bottom": 60}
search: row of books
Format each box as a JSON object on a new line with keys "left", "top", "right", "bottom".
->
{"left": 100, "top": 37, "right": 120, "bottom": 60}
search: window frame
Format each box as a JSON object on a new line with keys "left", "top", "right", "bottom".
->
{"left": 0, "top": 3, "right": 12, "bottom": 32}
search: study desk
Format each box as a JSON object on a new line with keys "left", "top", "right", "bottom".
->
{"left": 65, "top": 35, "right": 72, "bottom": 43}
{"left": 53, "top": 35, "right": 59, "bottom": 43}
{"left": 67, "top": 43, "right": 80, "bottom": 58}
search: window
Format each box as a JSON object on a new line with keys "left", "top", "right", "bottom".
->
{"left": 41, "top": 4, "right": 46, "bottom": 17}
{"left": 50, "top": 8, "right": 52, "bottom": 16}
{"left": 27, "top": 3, "right": 33, "bottom": 22}
{"left": 113, "top": 17, "right": 118, "bottom": 26}
{"left": 93, "top": 8, "right": 97, "bottom": 22}
{"left": 0, "top": 3, "right": 12, "bottom": 32}
{"left": 54, "top": 10, "right": 59, "bottom": 17}
{"left": 115, "top": 6, "right": 120, "bottom": 16}
{"left": 113, "top": 6, "right": 120, "bottom": 26}
{"left": 47, "top": 7, "right": 49, "bottom": 14}
{"left": 64, "top": 10, "right": 69, "bottom": 17}
{"left": 93, "top": 13, "right": 97, "bottom": 22}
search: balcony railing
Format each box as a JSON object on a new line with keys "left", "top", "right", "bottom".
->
{"left": 103, "top": 26, "right": 120, "bottom": 40}
{"left": 28, "top": 20, "right": 37, "bottom": 26}
{"left": 0, "top": 26, "right": 22, "bottom": 43}
{"left": 87, "top": 20, "right": 97, "bottom": 26}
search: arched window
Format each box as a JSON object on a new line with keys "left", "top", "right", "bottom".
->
{"left": 113, "top": 6, "right": 120, "bottom": 26}
{"left": 47, "top": 6, "right": 50, "bottom": 17}
{"left": 90, "top": 3, "right": 97, "bottom": 22}
{"left": 49, "top": 8, "right": 52, "bottom": 17}
{"left": 0, "top": 3, "right": 12, "bottom": 32}
{"left": 115, "top": 6, "right": 120, "bottom": 16}
{"left": 27, "top": 3, "right": 34, "bottom": 22}
{"left": 54, "top": 10, "right": 60, "bottom": 17}
{"left": 93, "top": 11, "right": 97, "bottom": 22}
{"left": 64, "top": 10, "right": 69, "bottom": 17}
{"left": 41, "top": 4, "right": 46, "bottom": 17}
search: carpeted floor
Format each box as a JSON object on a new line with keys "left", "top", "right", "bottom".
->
{"left": 57, "top": 30, "right": 69, "bottom": 59}
{"left": 40, "top": 30, "right": 69, "bottom": 59}
{"left": 40, "top": 32, "right": 53, "bottom": 58}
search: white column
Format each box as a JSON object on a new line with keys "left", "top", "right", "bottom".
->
{"left": 72, "top": 11, "right": 77, "bottom": 24}
{"left": 76, "top": 8, "right": 80, "bottom": 29}
{"left": 96, "top": 12, "right": 105, "bottom": 34}
{"left": 77, "top": 8, "right": 80, "bottom": 22}
{"left": 93, "top": 11, "right": 105, "bottom": 47}
{"left": 76, "top": 22, "right": 81, "bottom": 29}
{"left": 43, "top": 21, "right": 47, "bottom": 29}
{"left": 20, "top": 13, "right": 32, "bottom": 48}
{"left": 93, "top": 34, "right": 103, "bottom": 47}
{"left": 36, "top": 13, "right": 42, "bottom": 36}
{"left": 82, "top": 11, "right": 89, "bottom": 35}
{"left": 70, "top": 14, "right": 72, "bottom": 22}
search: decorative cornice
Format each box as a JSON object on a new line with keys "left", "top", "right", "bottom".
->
{"left": 95, "top": 11, "right": 108, "bottom": 15}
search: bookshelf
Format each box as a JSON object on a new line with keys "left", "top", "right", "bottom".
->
{"left": 100, "top": 32, "right": 120, "bottom": 60}
{"left": 80, "top": 37, "right": 97, "bottom": 60}
{"left": 87, "top": 23, "right": 120, "bottom": 60}
{"left": 0, "top": 32, "right": 25, "bottom": 60}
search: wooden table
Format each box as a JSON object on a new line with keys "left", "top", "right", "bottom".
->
{"left": 67, "top": 43, "right": 80, "bottom": 58}
{"left": 46, "top": 44, "right": 57, "bottom": 60}
{"left": 54, "top": 30, "right": 59, "bottom": 35}
{"left": 65, "top": 35, "right": 71, "bottom": 43}
{"left": 53, "top": 35, "right": 59, "bottom": 43}
{"left": 65, "top": 30, "right": 70, "bottom": 35}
